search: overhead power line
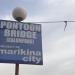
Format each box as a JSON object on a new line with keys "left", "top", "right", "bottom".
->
{"left": 29, "top": 21, "right": 75, "bottom": 31}
{"left": 30, "top": 21, "right": 64, "bottom": 23}
{"left": 29, "top": 21, "right": 75, "bottom": 23}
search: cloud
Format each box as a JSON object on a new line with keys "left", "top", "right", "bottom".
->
{"left": 0, "top": 0, "right": 75, "bottom": 75}
{"left": 0, "top": 64, "right": 15, "bottom": 75}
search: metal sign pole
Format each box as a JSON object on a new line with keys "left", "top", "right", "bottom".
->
{"left": 14, "top": 11, "right": 21, "bottom": 75}
{"left": 15, "top": 64, "right": 19, "bottom": 75}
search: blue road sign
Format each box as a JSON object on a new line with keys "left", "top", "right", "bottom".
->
{"left": 0, "top": 20, "right": 43, "bottom": 65}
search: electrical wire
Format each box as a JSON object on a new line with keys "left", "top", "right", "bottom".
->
{"left": 28, "top": 21, "right": 75, "bottom": 23}
{"left": 28, "top": 21, "right": 75, "bottom": 31}
{"left": 28, "top": 21, "right": 64, "bottom": 23}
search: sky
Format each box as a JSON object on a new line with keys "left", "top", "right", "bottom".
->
{"left": 0, "top": 0, "right": 75, "bottom": 75}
